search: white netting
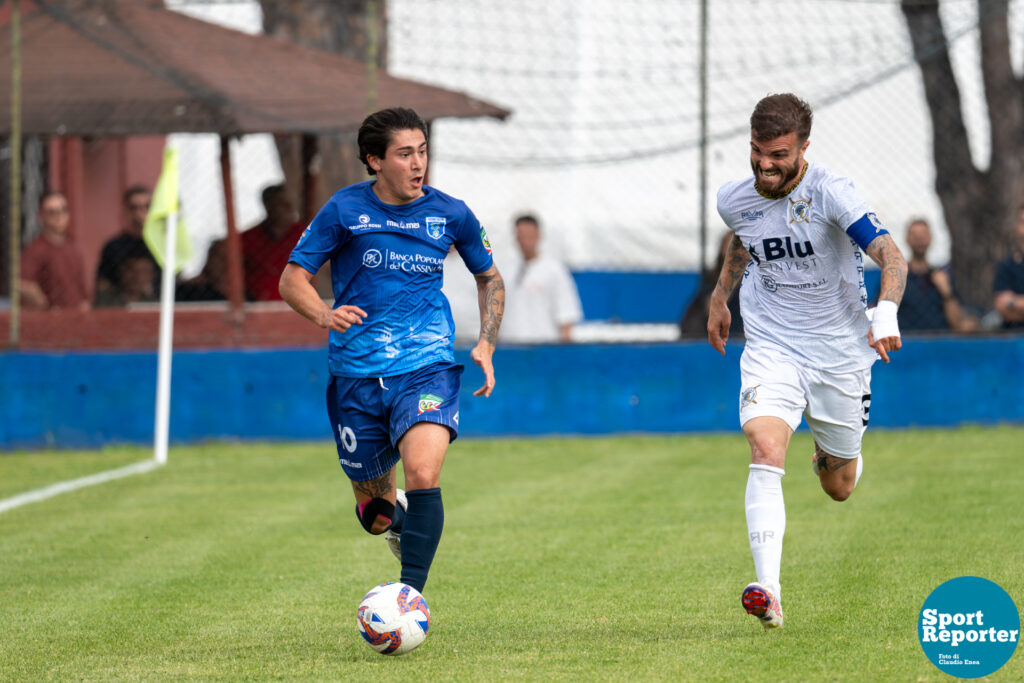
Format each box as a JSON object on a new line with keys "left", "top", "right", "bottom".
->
{"left": 158, "top": 1, "right": 1024, "bottom": 282}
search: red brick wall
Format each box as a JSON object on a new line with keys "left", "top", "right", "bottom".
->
{"left": 1, "top": 306, "right": 327, "bottom": 350}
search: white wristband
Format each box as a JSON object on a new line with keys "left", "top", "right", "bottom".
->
{"left": 871, "top": 300, "right": 900, "bottom": 341}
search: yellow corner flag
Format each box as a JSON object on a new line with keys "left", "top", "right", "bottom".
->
{"left": 143, "top": 147, "right": 192, "bottom": 273}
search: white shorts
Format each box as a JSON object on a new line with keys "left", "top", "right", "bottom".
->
{"left": 738, "top": 348, "right": 871, "bottom": 459}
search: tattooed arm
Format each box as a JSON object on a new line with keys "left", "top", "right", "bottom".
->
{"left": 707, "top": 234, "right": 750, "bottom": 355}
{"left": 471, "top": 265, "right": 504, "bottom": 397}
{"left": 865, "top": 233, "right": 907, "bottom": 306}
{"left": 865, "top": 233, "right": 908, "bottom": 362}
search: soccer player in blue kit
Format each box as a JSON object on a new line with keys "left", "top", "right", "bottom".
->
{"left": 279, "top": 108, "right": 504, "bottom": 596}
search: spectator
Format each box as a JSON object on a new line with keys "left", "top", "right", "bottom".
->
{"left": 94, "top": 242, "right": 159, "bottom": 307}
{"left": 176, "top": 239, "right": 229, "bottom": 302}
{"left": 680, "top": 232, "right": 743, "bottom": 339}
{"left": 499, "top": 214, "right": 582, "bottom": 343}
{"left": 96, "top": 185, "right": 161, "bottom": 299}
{"left": 20, "top": 191, "right": 90, "bottom": 311}
{"left": 898, "top": 218, "right": 975, "bottom": 332}
{"left": 242, "top": 183, "right": 306, "bottom": 301}
{"left": 993, "top": 204, "right": 1024, "bottom": 329}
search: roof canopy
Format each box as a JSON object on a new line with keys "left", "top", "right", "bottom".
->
{"left": 0, "top": 0, "right": 509, "bottom": 136}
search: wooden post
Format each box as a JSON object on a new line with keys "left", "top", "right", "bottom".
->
{"left": 219, "top": 136, "right": 244, "bottom": 315}
{"left": 301, "top": 133, "right": 319, "bottom": 224}
{"left": 7, "top": 0, "right": 21, "bottom": 346}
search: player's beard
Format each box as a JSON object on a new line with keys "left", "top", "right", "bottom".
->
{"left": 753, "top": 160, "right": 802, "bottom": 195}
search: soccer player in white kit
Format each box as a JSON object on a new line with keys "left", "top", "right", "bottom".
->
{"left": 708, "top": 94, "right": 908, "bottom": 630}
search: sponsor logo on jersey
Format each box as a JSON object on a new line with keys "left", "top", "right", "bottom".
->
{"left": 760, "top": 273, "right": 827, "bottom": 292}
{"left": 788, "top": 197, "right": 811, "bottom": 223}
{"left": 480, "top": 226, "right": 492, "bottom": 254}
{"left": 362, "top": 249, "right": 383, "bottom": 268}
{"left": 749, "top": 236, "right": 815, "bottom": 264}
{"left": 741, "top": 210, "right": 764, "bottom": 221}
{"left": 386, "top": 219, "right": 420, "bottom": 230}
{"left": 741, "top": 386, "right": 759, "bottom": 408}
{"left": 425, "top": 216, "right": 446, "bottom": 239}
{"left": 384, "top": 250, "right": 444, "bottom": 273}
{"left": 348, "top": 213, "right": 382, "bottom": 231}
{"left": 418, "top": 393, "right": 444, "bottom": 414}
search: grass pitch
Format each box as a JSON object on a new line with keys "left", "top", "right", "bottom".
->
{"left": 1, "top": 426, "right": 1022, "bottom": 681}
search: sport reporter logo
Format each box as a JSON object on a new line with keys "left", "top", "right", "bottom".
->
{"left": 918, "top": 576, "right": 1020, "bottom": 678}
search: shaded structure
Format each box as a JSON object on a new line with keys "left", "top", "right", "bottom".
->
{"left": 0, "top": 0, "right": 506, "bottom": 136}
{"left": 0, "top": 0, "right": 509, "bottom": 348}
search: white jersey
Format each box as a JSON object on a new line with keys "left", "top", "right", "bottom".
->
{"left": 500, "top": 255, "right": 583, "bottom": 343}
{"left": 717, "top": 162, "right": 879, "bottom": 373}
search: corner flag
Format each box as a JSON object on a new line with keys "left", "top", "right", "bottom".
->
{"left": 143, "top": 147, "right": 192, "bottom": 272}
{"left": 148, "top": 146, "right": 189, "bottom": 467}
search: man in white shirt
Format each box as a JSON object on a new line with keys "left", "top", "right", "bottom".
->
{"left": 499, "top": 214, "right": 583, "bottom": 343}
{"left": 708, "top": 93, "right": 907, "bottom": 631}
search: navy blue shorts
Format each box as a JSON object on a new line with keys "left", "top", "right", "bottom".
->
{"left": 326, "top": 362, "right": 463, "bottom": 482}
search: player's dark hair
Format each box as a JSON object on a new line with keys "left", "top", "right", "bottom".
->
{"left": 514, "top": 214, "right": 540, "bottom": 231}
{"left": 357, "top": 107, "right": 428, "bottom": 176}
{"left": 261, "top": 183, "right": 287, "bottom": 210}
{"left": 120, "top": 240, "right": 154, "bottom": 264}
{"left": 750, "top": 93, "right": 813, "bottom": 143}
{"left": 123, "top": 184, "right": 150, "bottom": 207}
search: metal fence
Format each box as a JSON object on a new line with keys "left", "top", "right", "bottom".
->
{"left": 3, "top": 0, "right": 1023, "bottom": 350}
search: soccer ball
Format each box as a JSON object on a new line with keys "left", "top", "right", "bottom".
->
{"left": 356, "top": 582, "right": 431, "bottom": 655}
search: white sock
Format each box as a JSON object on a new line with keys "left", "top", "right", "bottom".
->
{"left": 855, "top": 454, "right": 863, "bottom": 486}
{"left": 745, "top": 464, "right": 786, "bottom": 592}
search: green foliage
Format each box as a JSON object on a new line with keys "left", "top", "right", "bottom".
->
{"left": 1, "top": 427, "right": 1022, "bottom": 681}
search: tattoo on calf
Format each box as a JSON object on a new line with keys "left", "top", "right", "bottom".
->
{"left": 354, "top": 473, "right": 393, "bottom": 499}
{"left": 814, "top": 446, "right": 854, "bottom": 473}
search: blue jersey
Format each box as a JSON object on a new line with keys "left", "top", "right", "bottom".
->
{"left": 289, "top": 181, "right": 493, "bottom": 378}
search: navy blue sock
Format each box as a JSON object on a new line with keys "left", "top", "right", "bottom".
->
{"left": 400, "top": 487, "right": 443, "bottom": 593}
{"left": 389, "top": 497, "right": 406, "bottom": 534}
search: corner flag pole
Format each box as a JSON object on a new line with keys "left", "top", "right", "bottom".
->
{"left": 146, "top": 147, "right": 189, "bottom": 467}
{"left": 153, "top": 202, "right": 177, "bottom": 466}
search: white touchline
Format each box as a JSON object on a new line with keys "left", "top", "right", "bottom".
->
{"left": 0, "top": 460, "right": 163, "bottom": 515}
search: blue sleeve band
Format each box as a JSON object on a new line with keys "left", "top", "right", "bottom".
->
{"left": 846, "top": 212, "right": 889, "bottom": 250}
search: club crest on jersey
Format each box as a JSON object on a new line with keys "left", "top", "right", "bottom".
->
{"left": 741, "top": 386, "right": 759, "bottom": 408}
{"left": 867, "top": 212, "right": 886, "bottom": 233}
{"left": 425, "top": 217, "right": 446, "bottom": 239}
{"left": 480, "top": 226, "right": 492, "bottom": 254}
{"left": 418, "top": 394, "right": 443, "bottom": 414}
{"left": 789, "top": 197, "right": 811, "bottom": 223}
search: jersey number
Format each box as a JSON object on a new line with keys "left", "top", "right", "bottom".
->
{"left": 338, "top": 425, "right": 357, "bottom": 453}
